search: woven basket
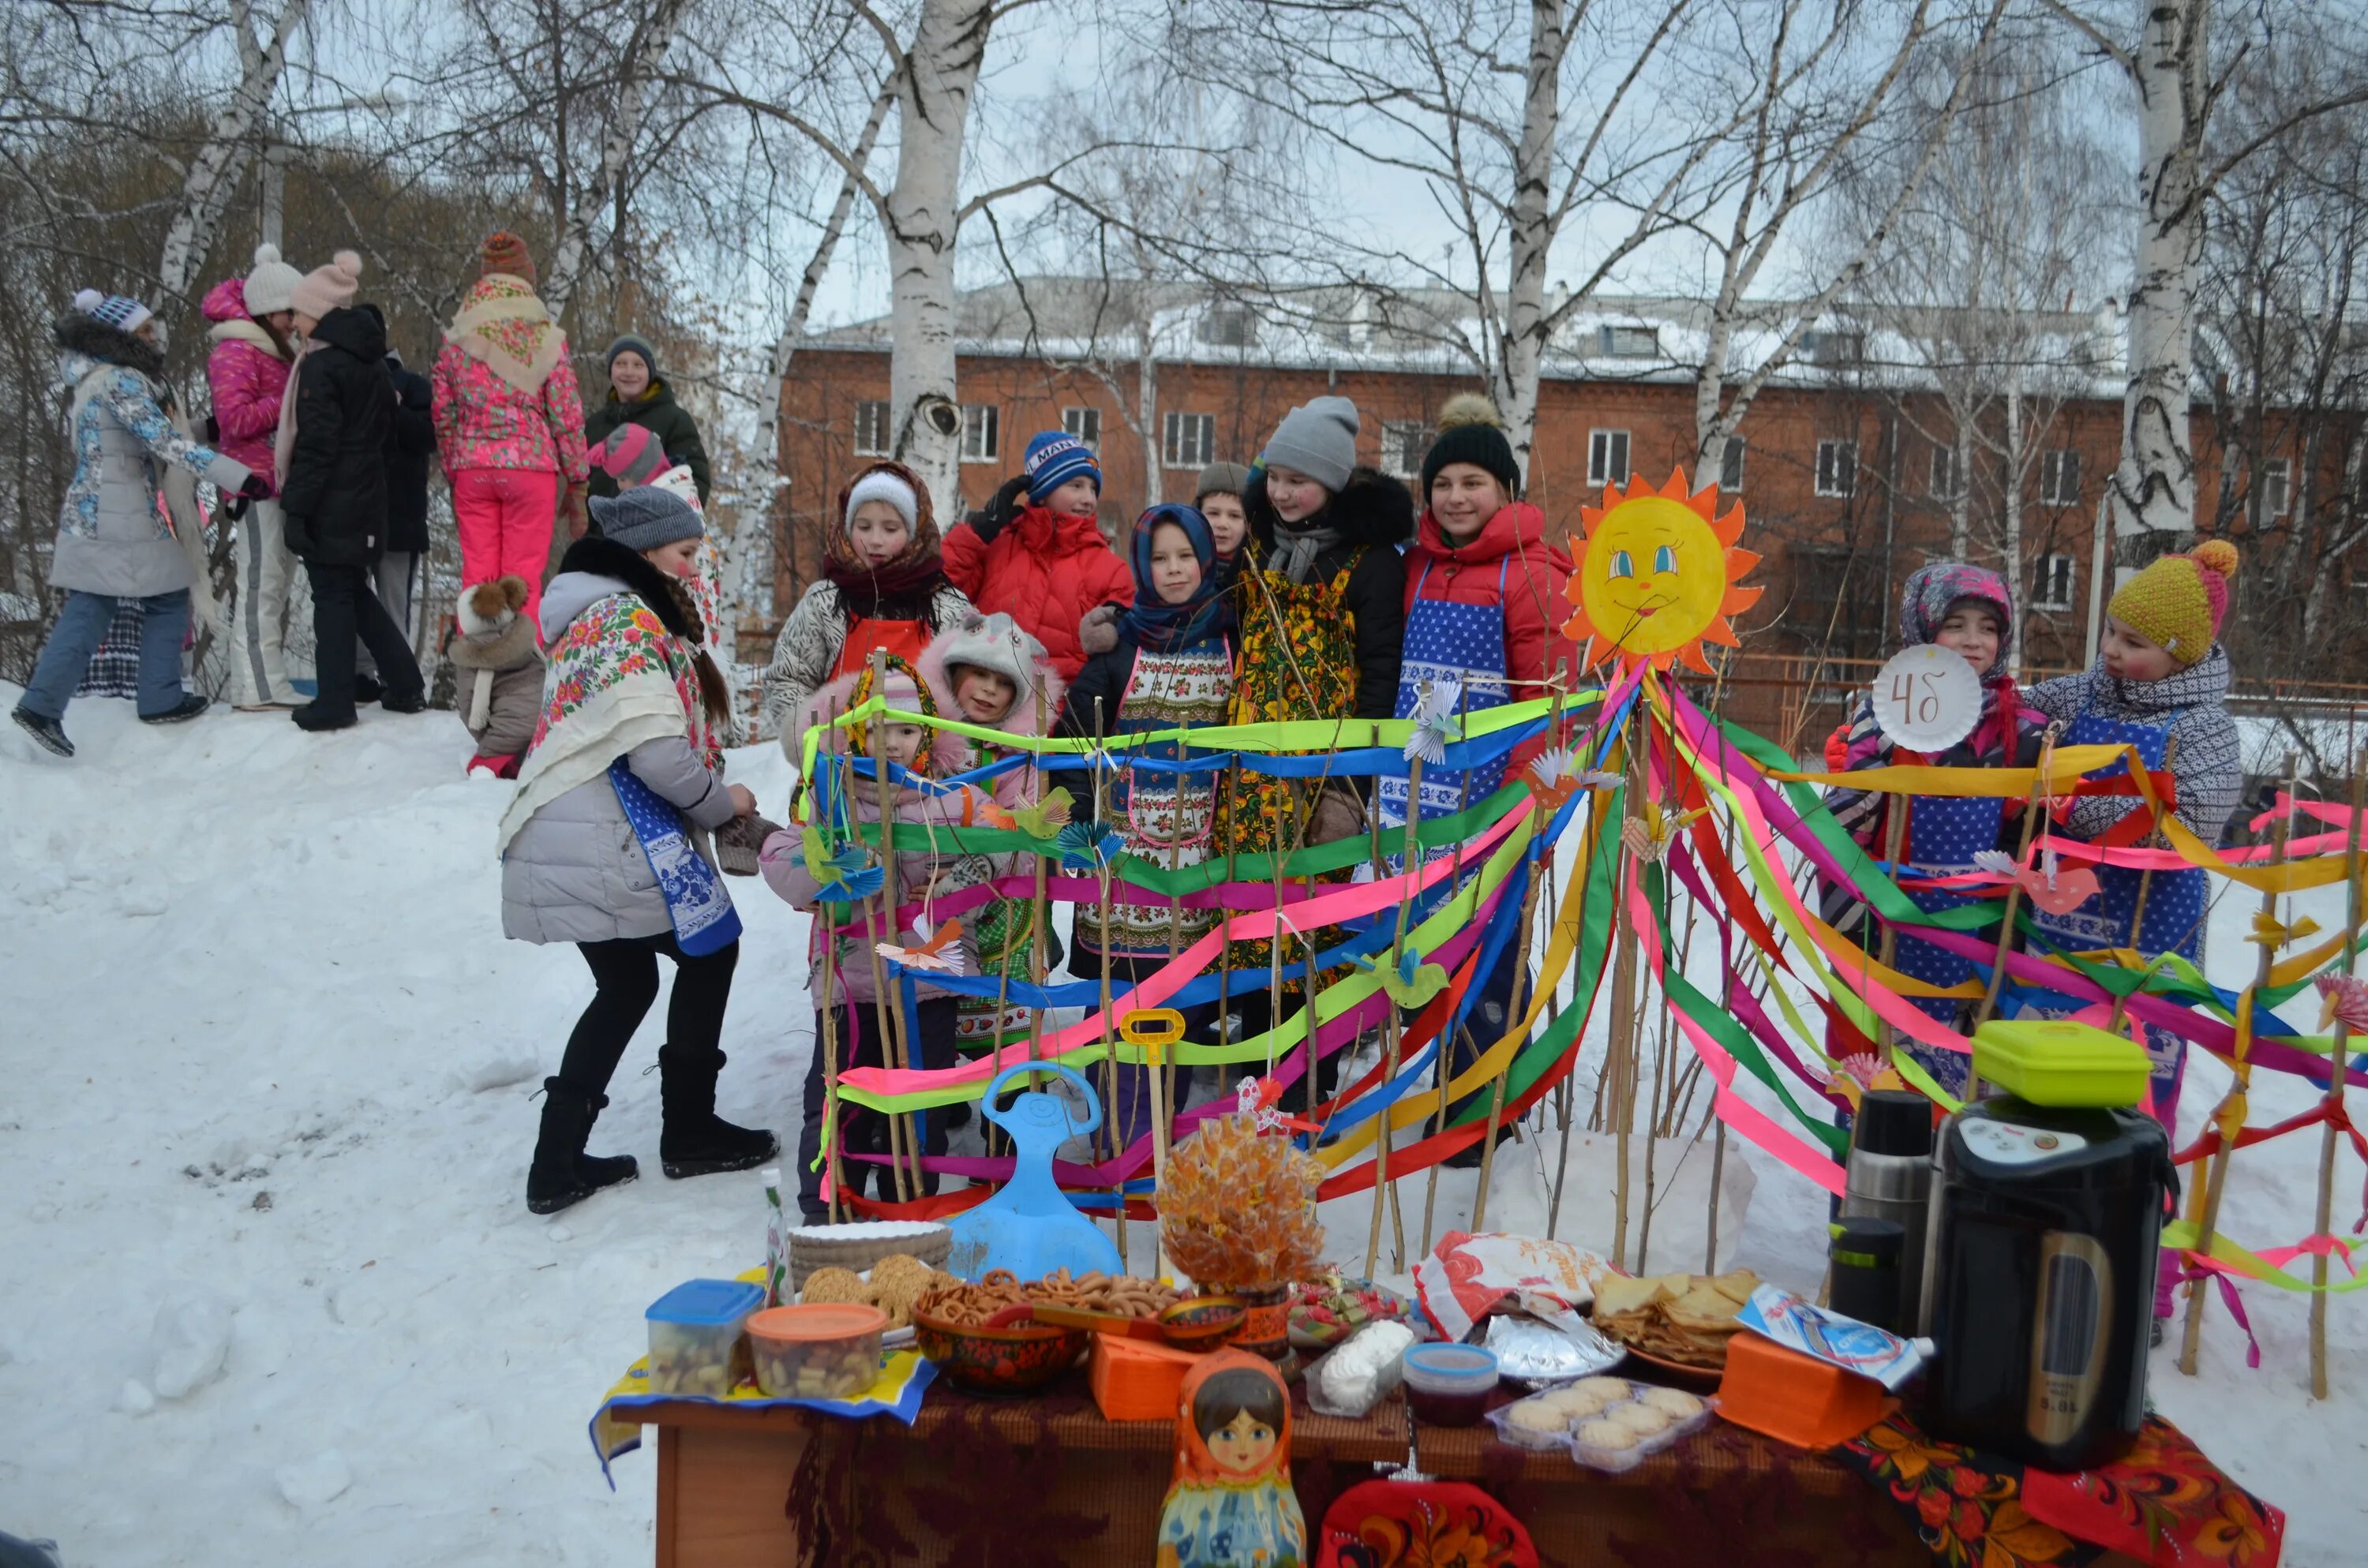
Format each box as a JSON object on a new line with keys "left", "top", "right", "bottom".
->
{"left": 788, "top": 1221, "right": 952, "bottom": 1294}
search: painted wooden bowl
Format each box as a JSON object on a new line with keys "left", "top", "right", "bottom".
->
{"left": 1157, "top": 1296, "right": 1246, "bottom": 1350}
{"left": 912, "top": 1308, "right": 1086, "bottom": 1395}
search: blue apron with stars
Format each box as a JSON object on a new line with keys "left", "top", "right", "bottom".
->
{"left": 1887, "top": 776, "right": 2003, "bottom": 1097}
{"left": 2016, "top": 708, "right": 2205, "bottom": 1121}
{"left": 1377, "top": 557, "right": 1512, "bottom": 857}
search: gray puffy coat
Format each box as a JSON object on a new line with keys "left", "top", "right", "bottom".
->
{"left": 499, "top": 569, "right": 738, "bottom": 945}
{"left": 49, "top": 312, "right": 253, "bottom": 598}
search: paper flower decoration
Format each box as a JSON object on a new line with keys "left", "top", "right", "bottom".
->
{"left": 2316, "top": 974, "right": 2368, "bottom": 1036}
{"left": 1057, "top": 820, "right": 1123, "bottom": 870}
{"left": 1561, "top": 470, "right": 1762, "bottom": 675}
{"left": 801, "top": 825, "right": 883, "bottom": 904}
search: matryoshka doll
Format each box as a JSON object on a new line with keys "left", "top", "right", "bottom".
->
{"left": 1157, "top": 1350, "right": 1306, "bottom": 1568}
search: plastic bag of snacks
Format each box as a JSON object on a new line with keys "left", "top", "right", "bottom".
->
{"left": 1413, "top": 1232, "right": 1613, "bottom": 1342}
{"left": 1486, "top": 1375, "right": 1715, "bottom": 1473}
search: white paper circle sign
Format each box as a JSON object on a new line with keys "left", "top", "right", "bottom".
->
{"left": 1872, "top": 643, "right": 1982, "bottom": 754}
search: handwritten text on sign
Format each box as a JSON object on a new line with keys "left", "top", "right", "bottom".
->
{"left": 1872, "top": 643, "right": 1982, "bottom": 754}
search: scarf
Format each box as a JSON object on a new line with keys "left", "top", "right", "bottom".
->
{"left": 495, "top": 571, "right": 723, "bottom": 857}
{"left": 824, "top": 548, "right": 950, "bottom": 608}
{"left": 1267, "top": 518, "right": 1342, "bottom": 585}
{"left": 444, "top": 273, "right": 564, "bottom": 395}
{"left": 1121, "top": 503, "right": 1236, "bottom": 653}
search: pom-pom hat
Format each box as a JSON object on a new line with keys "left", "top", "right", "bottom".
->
{"left": 290, "top": 250, "right": 362, "bottom": 319}
{"left": 2106, "top": 539, "right": 2239, "bottom": 666}
{"left": 243, "top": 244, "right": 302, "bottom": 316}
{"left": 1420, "top": 392, "right": 1520, "bottom": 498}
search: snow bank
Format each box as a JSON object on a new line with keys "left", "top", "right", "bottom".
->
{"left": 2, "top": 693, "right": 2363, "bottom": 1563}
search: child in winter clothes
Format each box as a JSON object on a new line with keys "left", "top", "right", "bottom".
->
{"left": 919, "top": 612, "right": 1066, "bottom": 1056}
{"left": 1394, "top": 399, "right": 1576, "bottom": 1158}
{"left": 450, "top": 574, "right": 545, "bottom": 777}
{"left": 759, "top": 459, "right": 974, "bottom": 742}
{"left": 276, "top": 253, "right": 425, "bottom": 732}
{"left": 942, "top": 431, "right": 1133, "bottom": 680}
{"left": 1817, "top": 563, "right": 2048, "bottom": 1096}
{"left": 583, "top": 333, "right": 711, "bottom": 504}
{"left": 498, "top": 486, "right": 776, "bottom": 1214}
{"left": 432, "top": 232, "right": 590, "bottom": 631}
{"left": 590, "top": 425, "right": 728, "bottom": 646}
{"left": 12, "top": 292, "right": 264, "bottom": 759}
{"left": 204, "top": 243, "right": 306, "bottom": 709}
{"left": 1081, "top": 461, "right": 1254, "bottom": 660}
{"left": 1058, "top": 504, "right": 1239, "bottom": 1148}
{"left": 760, "top": 658, "right": 994, "bottom": 1220}
{"left": 2019, "top": 542, "right": 2245, "bottom": 1130}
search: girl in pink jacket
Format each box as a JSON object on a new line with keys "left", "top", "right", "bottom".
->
{"left": 205, "top": 243, "right": 307, "bottom": 708}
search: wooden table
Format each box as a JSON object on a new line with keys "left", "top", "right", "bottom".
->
{"left": 626, "top": 1371, "right": 2010, "bottom": 1566}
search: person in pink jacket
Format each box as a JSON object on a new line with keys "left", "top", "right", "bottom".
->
{"left": 431, "top": 231, "right": 589, "bottom": 631}
{"left": 204, "top": 243, "right": 307, "bottom": 708}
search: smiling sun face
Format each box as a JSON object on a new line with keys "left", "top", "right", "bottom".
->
{"left": 1562, "top": 470, "right": 1762, "bottom": 675}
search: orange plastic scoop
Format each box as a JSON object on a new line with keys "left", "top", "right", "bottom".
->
{"left": 1716, "top": 1331, "right": 1886, "bottom": 1450}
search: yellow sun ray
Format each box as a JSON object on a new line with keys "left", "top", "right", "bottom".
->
{"left": 1562, "top": 469, "right": 1763, "bottom": 675}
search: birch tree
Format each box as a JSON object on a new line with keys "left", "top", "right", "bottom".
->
{"left": 152, "top": 0, "right": 309, "bottom": 309}
{"left": 2039, "top": 0, "right": 2368, "bottom": 548}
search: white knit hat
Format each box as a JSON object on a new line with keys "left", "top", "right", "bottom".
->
{"left": 845, "top": 468, "right": 918, "bottom": 530}
{"left": 243, "top": 243, "right": 302, "bottom": 316}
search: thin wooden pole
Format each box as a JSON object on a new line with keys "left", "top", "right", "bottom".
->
{"left": 1471, "top": 845, "right": 1543, "bottom": 1234}
{"left": 818, "top": 697, "right": 849, "bottom": 1222}
{"left": 2108, "top": 736, "right": 2182, "bottom": 1036}
{"left": 2179, "top": 752, "right": 2299, "bottom": 1375}
{"left": 865, "top": 650, "right": 925, "bottom": 1203}
{"left": 1874, "top": 798, "right": 1912, "bottom": 1068}
{"left": 1089, "top": 697, "right": 1127, "bottom": 1268}
{"left": 1606, "top": 728, "right": 1647, "bottom": 1272}
{"left": 851, "top": 734, "right": 912, "bottom": 1204}
{"left": 1366, "top": 757, "right": 1423, "bottom": 1278}
{"left": 2311, "top": 754, "right": 2365, "bottom": 1400}
{"left": 1969, "top": 724, "right": 2063, "bottom": 1099}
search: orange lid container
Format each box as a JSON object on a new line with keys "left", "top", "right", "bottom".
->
{"left": 747, "top": 1303, "right": 887, "bottom": 1341}
{"left": 1090, "top": 1333, "right": 1205, "bottom": 1422}
{"left": 1715, "top": 1331, "right": 1885, "bottom": 1450}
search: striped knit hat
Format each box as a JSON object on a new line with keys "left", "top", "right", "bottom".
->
{"left": 72, "top": 289, "right": 151, "bottom": 335}
{"left": 2107, "top": 539, "right": 2239, "bottom": 665}
{"left": 590, "top": 422, "right": 667, "bottom": 488}
{"left": 1023, "top": 430, "right": 1100, "bottom": 503}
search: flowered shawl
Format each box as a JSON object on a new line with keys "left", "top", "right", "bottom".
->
{"left": 494, "top": 590, "right": 722, "bottom": 855}
{"left": 445, "top": 272, "right": 564, "bottom": 395}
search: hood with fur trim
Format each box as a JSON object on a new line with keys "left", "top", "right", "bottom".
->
{"left": 919, "top": 612, "right": 1064, "bottom": 733}
{"left": 457, "top": 574, "right": 530, "bottom": 636}
{"left": 448, "top": 608, "right": 541, "bottom": 672}
{"left": 1246, "top": 463, "right": 1415, "bottom": 556}
{"left": 54, "top": 311, "right": 163, "bottom": 383}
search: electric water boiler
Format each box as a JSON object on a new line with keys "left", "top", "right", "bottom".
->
{"left": 1920, "top": 1097, "right": 2175, "bottom": 1470}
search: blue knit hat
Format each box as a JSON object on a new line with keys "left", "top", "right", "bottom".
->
{"left": 588, "top": 485, "right": 704, "bottom": 552}
{"left": 1023, "top": 430, "right": 1100, "bottom": 503}
{"left": 73, "top": 288, "right": 152, "bottom": 336}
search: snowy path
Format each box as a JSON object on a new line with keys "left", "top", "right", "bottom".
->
{"left": 2, "top": 698, "right": 2364, "bottom": 1564}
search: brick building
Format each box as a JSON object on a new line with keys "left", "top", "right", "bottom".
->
{"left": 771, "top": 279, "right": 2329, "bottom": 696}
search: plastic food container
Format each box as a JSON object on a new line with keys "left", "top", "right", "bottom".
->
{"left": 1716, "top": 1331, "right": 1883, "bottom": 1450}
{"left": 1401, "top": 1342, "right": 1500, "bottom": 1427}
{"left": 1486, "top": 1375, "right": 1716, "bottom": 1472}
{"left": 646, "top": 1278, "right": 765, "bottom": 1396}
{"left": 1972, "top": 1020, "right": 2149, "bottom": 1108}
{"left": 747, "top": 1303, "right": 888, "bottom": 1400}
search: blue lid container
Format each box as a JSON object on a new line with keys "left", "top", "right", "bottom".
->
{"left": 1401, "top": 1342, "right": 1501, "bottom": 1393}
{"left": 647, "top": 1278, "right": 765, "bottom": 1326}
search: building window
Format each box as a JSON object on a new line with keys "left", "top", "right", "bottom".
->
{"left": 1163, "top": 410, "right": 1215, "bottom": 470}
{"left": 1815, "top": 439, "right": 1857, "bottom": 497}
{"left": 1804, "top": 329, "right": 1866, "bottom": 366}
{"left": 853, "top": 400, "right": 890, "bottom": 458}
{"left": 2261, "top": 457, "right": 2291, "bottom": 517}
{"left": 1197, "top": 304, "right": 1256, "bottom": 349}
{"left": 1060, "top": 406, "right": 1101, "bottom": 453}
{"left": 1598, "top": 324, "right": 1659, "bottom": 359}
{"left": 1929, "top": 445, "right": 1961, "bottom": 500}
{"left": 1588, "top": 428, "right": 1631, "bottom": 487}
{"left": 1718, "top": 436, "right": 1745, "bottom": 492}
{"left": 1381, "top": 421, "right": 1430, "bottom": 480}
{"left": 2031, "top": 553, "right": 2076, "bottom": 612}
{"left": 960, "top": 403, "right": 999, "bottom": 464}
{"left": 2040, "top": 449, "right": 2081, "bottom": 507}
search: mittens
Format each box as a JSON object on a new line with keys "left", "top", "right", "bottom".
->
{"left": 1080, "top": 604, "right": 1122, "bottom": 656}
{"left": 1307, "top": 788, "right": 1368, "bottom": 847}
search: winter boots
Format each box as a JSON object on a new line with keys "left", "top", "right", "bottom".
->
{"left": 658, "top": 1043, "right": 780, "bottom": 1179}
{"left": 526, "top": 1080, "right": 640, "bottom": 1215}
{"left": 11, "top": 708, "right": 73, "bottom": 758}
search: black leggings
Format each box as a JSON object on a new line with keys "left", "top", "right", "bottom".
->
{"left": 557, "top": 933, "right": 739, "bottom": 1098}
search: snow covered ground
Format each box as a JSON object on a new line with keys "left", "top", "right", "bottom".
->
{"left": 2, "top": 695, "right": 2364, "bottom": 1566}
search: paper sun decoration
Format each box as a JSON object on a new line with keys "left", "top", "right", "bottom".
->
{"left": 1561, "top": 470, "right": 1762, "bottom": 675}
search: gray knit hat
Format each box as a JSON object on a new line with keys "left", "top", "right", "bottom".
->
{"left": 1261, "top": 396, "right": 1358, "bottom": 492}
{"left": 1194, "top": 461, "right": 1253, "bottom": 504}
{"left": 606, "top": 332, "right": 659, "bottom": 380}
{"left": 589, "top": 485, "right": 703, "bottom": 552}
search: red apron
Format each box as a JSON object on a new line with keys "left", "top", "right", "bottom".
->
{"left": 830, "top": 613, "right": 930, "bottom": 681}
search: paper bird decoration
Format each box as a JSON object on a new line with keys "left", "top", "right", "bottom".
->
{"left": 802, "top": 825, "right": 883, "bottom": 904}
{"left": 1403, "top": 679, "right": 1463, "bottom": 766}
{"left": 2315, "top": 974, "right": 2368, "bottom": 1036}
{"left": 979, "top": 785, "right": 1075, "bottom": 838}
{"left": 1057, "top": 819, "right": 1123, "bottom": 870}
{"left": 2247, "top": 911, "right": 2323, "bottom": 949}
{"left": 1971, "top": 846, "right": 2099, "bottom": 917}
{"left": 876, "top": 918, "right": 968, "bottom": 975}
{"left": 1525, "top": 746, "right": 1621, "bottom": 810}
{"left": 1621, "top": 799, "right": 1705, "bottom": 864}
{"left": 1234, "top": 1073, "right": 1321, "bottom": 1136}
{"left": 1348, "top": 946, "right": 1452, "bottom": 1010}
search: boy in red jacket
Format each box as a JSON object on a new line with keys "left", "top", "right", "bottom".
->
{"left": 942, "top": 430, "right": 1132, "bottom": 681}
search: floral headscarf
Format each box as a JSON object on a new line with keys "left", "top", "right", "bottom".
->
{"left": 444, "top": 272, "right": 562, "bottom": 395}
{"left": 1898, "top": 561, "right": 2014, "bottom": 683}
{"left": 827, "top": 459, "right": 946, "bottom": 597}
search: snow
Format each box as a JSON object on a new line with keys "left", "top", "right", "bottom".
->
{"left": 3, "top": 692, "right": 2366, "bottom": 1565}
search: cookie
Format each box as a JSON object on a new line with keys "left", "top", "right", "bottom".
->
{"left": 1575, "top": 1418, "right": 1639, "bottom": 1450}
{"left": 1500, "top": 1399, "right": 1573, "bottom": 1449}
{"left": 1609, "top": 1401, "right": 1672, "bottom": 1436}
{"left": 1574, "top": 1375, "right": 1632, "bottom": 1401}
{"left": 1639, "top": 1387, "right": 1704, "bottom": 1419}
{"left": 1539, "top": 1383, "right": 1613, "bottom": 1419}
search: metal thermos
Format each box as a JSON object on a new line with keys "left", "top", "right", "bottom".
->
{"left": 1829, "top": 1216, "right": 1907, "bottom": 1333}
{"left": 1842, "top": 1090, "right": 1934, "bottom": 1333}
